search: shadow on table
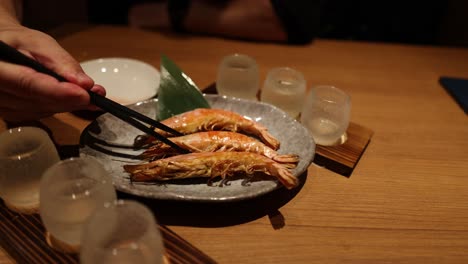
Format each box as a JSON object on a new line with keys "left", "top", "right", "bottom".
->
{"left": 117, "top": 171, "right": 308, "bottom": 229}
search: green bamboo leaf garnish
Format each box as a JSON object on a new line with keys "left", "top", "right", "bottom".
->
{"left": 157, "top": 54, "right": 210, "bottom": 120}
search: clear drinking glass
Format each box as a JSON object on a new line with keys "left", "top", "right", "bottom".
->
{"left": 216, "top": 53, "right": 259, "bottom": 100}
{"left": 0, "top": 127, "right": 60, "bottom": 214}
{"left": 39, "top": 156, "right": 117, "bottom": 250}
{"left": 301, "top": 85, "right": 351, "bottom": 146}
{"left": 260, "top": 67, "right": 306, "bottom": 118}
{"left": 80, "top": 199, "right": 164, "bottom": 264}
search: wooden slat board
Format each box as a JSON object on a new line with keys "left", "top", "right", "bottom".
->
{"left": 313, "top": 122, "right": 374, "bottom": 176}
{"left": 0, "top": 201, "right": 216, "bottom": 264}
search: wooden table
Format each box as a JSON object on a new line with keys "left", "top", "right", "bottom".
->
{"left": 1, "top": 25, "right": 468, "bottom": 263}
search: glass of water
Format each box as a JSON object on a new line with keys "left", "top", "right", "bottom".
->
{"left": 0, "top": 127, "right": 60, "bottom": 214}
{"left": 260, "top": 67, "right": 306, "bottom": 119}
{"left": 80, "top": 199, "right": 164, "bottom": 264}
{"left": 301, "top": 85, "right": 351, "bottom": 146}
{"left": 216, "top": 53, "right": 259, "bottom": 100}
{"left": 39, "top": 156, "right": 117, "bottom": 251}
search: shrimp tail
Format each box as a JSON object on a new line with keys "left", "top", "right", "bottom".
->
{"left": 272, "top": 154, "right": 300, "bottom": 169}
{"left": 271, "top": 163, "right": 298, "bottom": 189}
{"left": 258, "top": 129, "right": 281, "bottom": 150}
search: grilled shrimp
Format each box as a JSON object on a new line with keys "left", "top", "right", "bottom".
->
{"left": 140, "top": 131, "right": 299, "bottom": 168}
{"left": 148, "top": 108, "right": 280, "bottom": 150}
{"left": 124, "top": 152, "right": 298, "bottom": 189}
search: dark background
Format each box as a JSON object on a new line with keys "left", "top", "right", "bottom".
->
{"left": 20, "top": 0, "right": 468, "bottom": 47}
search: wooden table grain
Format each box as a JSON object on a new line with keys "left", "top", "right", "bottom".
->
{"left": 1, "top": 25, "right": 468, "bottom": 263}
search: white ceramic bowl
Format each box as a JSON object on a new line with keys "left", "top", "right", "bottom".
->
{"left": 81, "top": 58, "right": 160, "bottom": 105}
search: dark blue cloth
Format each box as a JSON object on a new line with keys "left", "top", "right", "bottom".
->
{"left": 439, "top": 77, "right": 468, "bottom": 114}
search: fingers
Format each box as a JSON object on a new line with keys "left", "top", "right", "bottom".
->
{"left": 23, "top": 34, "right": 95, "bottom": 89}
{"left": 86, "top": 84, "right": 107, "bottom": 111}
{"left": 0, "top": 61, "right": 92, "bottom": 115}
{"left": 90, "top": 84, "right": 106, "bottom": 97}
{"left": 0, "top": 26, "right": 108, "bottom": 121}
{"left": 1, "top": 26, "right": 96, "bottom": 89}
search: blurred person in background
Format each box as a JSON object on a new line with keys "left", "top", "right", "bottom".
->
{"left": 88, "top": 0, "right": 450, "bottom": 46}
{"left": 17, "top": 0, "right": 466, "bottom": 47}
{"left": 89, "top": 0, "right": 321, "bottom": 45}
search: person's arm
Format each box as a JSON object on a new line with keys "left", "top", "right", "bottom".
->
{"left": 0, "top": 0, "right": 105, "bottom": 121}
{"left": 129, "top": 0, "right": 287, "bottom": 42}
{"left": 185, "top": 0, "right": 287, "bottom": 42}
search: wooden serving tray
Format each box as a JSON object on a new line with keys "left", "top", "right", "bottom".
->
{"left": 0, "top": 200, "right": 216, "bottom": 264}
{"left": 313, "top": 122, "right": 374, "bottom": 177}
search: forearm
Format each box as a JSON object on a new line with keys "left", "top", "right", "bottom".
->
{"left": 128, "top": 0, "right": 287, "bottom": 42}
{"left": 185, "top": 0, "right": 287, "bottom": 42}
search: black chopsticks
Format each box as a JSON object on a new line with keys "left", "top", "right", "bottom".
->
{"left": 0, "top": 40, "right": 188, "bottom": 153}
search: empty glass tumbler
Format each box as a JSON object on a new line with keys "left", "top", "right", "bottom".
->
{"left": 80, "top": 200, "right": 164, "bottom": 264}
{"left": 39, "top": 156, "right": 117, "bottom": 249}
{"left": 260, "top": 67, "right": 306, "bottom": 118}
{"left": 301, "top": 85, "right": 351, "bottom": 146}
{"left": 0, "top": 127, "right": 60, "bottom": 213}
{"left": 216, "top": 53, "right": 259, "bottom": 100}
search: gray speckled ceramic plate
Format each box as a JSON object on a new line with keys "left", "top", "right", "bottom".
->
{"left": 80, "top": 94, "right": 315, "bottom": 202}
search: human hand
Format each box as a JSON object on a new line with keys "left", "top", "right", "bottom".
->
{"left": 0, "top": 24, "right": 106, "bottom": 121}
